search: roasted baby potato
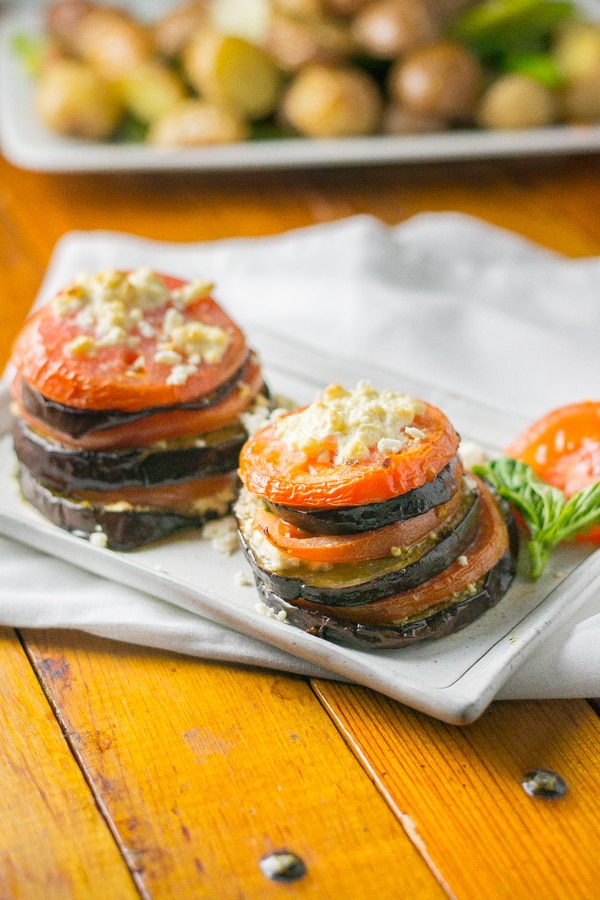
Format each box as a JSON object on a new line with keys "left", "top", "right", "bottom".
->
{"left": 352, "top": 0, "right": 439, "bottom": 59}
{"left": 477, "top": 73, "right": 557, "bottom": 129}
{"left": 265, "top": 10, "right": 354, "bottom": 71}
{"left": 387, "top": 41, "right": 483, "bottom": 122}
{"left": 148, "top": 98, "right": 248, "bottom": 145}
{"left": 35, "top": 57, "right": 123, "bottom": 139}
{"left": 282, "top": 63, "right": 382, "bottom": 136}
{"left": 183, "top": 29, "right": 282, "bottom": 120}
{"left": 116, "top": 61, "right": 187, "bottom": 125}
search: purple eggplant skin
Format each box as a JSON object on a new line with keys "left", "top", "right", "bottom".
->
{"left": 12, "top": 416, "right": 248, "bottom": 491}
{"left": 18, "top": 355, "right": 252, "bottom": 439}
{"left": 16, "top": 464, "right": 235, "bottom": 551}
{"left": 252, "top": 546, "right": 517, "bottom": 650}
{"left": 266, "top": 456, "right": 462, "bottom": 535}
{"left": 246, "top": 491, "right": 519, "bottom": 650}
{"left": 238, "top": 484, "right": 480, "bottom": 607}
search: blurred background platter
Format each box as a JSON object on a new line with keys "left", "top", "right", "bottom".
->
{"left": 2, "top": 0, "right": 600, "bottom": 172}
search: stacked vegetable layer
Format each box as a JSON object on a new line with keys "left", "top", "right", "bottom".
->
{"left": 236, "top": 382, "right": 518, "bottom": 649}
{"left": 10, "top": 268, "right": 269, "bottom": 550}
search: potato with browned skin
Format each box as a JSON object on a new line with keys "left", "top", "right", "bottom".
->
{"left": 388, "top": 41, "right": 483, "bottom": 123}
{"left": 282, "top": 63, "right": 382, "bottom": 137}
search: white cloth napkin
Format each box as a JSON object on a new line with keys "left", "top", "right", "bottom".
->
{"left": 2, "top": 212, "right": 599, "bottom": 700}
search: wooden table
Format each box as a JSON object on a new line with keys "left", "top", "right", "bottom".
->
{"left": 1, "top": 147, "right": 600, "bottom": 899}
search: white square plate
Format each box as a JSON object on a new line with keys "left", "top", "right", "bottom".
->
{"left": 2, "top": 327, "right": 599, "bottom": 724}
{"left": 3, "top": 2, "right": 600, "bottom": 172}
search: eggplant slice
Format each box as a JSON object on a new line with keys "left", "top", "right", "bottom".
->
{"left": 239, "top": 478, "right": 481, "bottom": 606}
{"left": 16, "top": 464, "right": 237, "bottom": 551}
{"left": 252, "top": 547, "right": 517, "bottom": 649}
{"left": 13, "top": 416, "right": 250, "bottom": 491}
{"left": 243, "top": 488, "right": 519, "bottom": 649}
{"left": 266, "top": 456, "right": 463, "bottom": 535}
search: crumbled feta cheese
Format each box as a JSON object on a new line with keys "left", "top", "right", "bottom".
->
{"left": 255, "top": 602, "right": 287, "bottom": 622}
{"left": 457, "top": 555, "right": 468, "bottom": 566}
{"left": 458, "top": 439, "right": 489, "bottom": 470}
{"left": 405, "top": 426, "right": 426, "bottom": 440}
{"left": 377, "top": 436, "right": 407, "bottom": 454}
{"left": 275, "top": 380, "right": 425, "bottom": 463}
{"left": 202, "top": 515, "right": 239, "bottom": 555}
{"left": 234, "top": 570, "right": 252, "bottom": 587}
{"left": 89, "top": 530, "right": 108, "bottom": 548}
{"left": 170, "top": 321, "right": 229, "bottom": 364}
{"left": 52, "top": 268, "right": 229, "bottom": 387}
{"left": 65, "top": 334, "right": 96, "bottom": 356}
{"left": 172, "top": 279, "right": 214, "bottom": 308}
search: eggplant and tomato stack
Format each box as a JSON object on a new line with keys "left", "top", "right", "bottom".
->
{"left": 236, "top": 381, "right": 518, "bottom": 650}
{"left": 10, "top": 268, "right": 270, "bottom": 550}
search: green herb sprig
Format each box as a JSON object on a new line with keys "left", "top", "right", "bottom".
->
{"left": 472, "top": 457, "right": 600, "bottom": 581}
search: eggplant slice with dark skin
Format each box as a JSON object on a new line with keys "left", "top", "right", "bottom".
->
{"left": 265, "top": 455, "right": 463, "bottom": 535}
{"left": 252, "top": 546, "right": 517, "bottom": 650}
{"left": 240, "top": 477, "right": 480, "bottom": 606}
{"left": 16, "top": 463, "right": 237, "bottom": 552}
{"left": 12, "top": 415, "right": 252, "bottom": 491}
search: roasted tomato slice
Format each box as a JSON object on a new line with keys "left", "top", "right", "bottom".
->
{"left": 251, "top": 487, "right": 463, "bottom": 564}
{"left": 506, "top": 401, "right": 600, "bottom": 542}
{"left": 11, "top": 271, "right": 248, "bottom": 412}
{"left": 13, "top": 355, "right": 266, "bottom": 450}
{"left": 239, "top": 398, "right": 459, "bottom": 507}
{"left": 71, "top": 472, "right": 239, "bottom": 510}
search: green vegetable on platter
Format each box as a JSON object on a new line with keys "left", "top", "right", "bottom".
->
{"left": 473, "top": 456, "right": 600, "bottom": 581}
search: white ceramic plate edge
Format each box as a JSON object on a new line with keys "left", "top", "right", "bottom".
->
{"left": 2, "top": 329, "right": 600, "bottom": 724}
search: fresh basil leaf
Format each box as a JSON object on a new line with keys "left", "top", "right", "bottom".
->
{"left": 472, "top": 456, "right": 600, "bottom": 581}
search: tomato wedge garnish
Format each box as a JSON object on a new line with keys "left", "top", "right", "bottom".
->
{"left": 11, "top": 273, "right": 248, "bottom": 412}
{"left": 252, "top": 487, "right": 464, "bottom": 564}
{"left": 12, "top": 356, "right": 266, "bottom": 450}
{"left": 239, "top": 399, "right": 459, "bottom": 507}
{"left": 506, "top": 400, "right": 600, "bottom": 542}
{"left": 288, "top": 478, "right": 508, "bottom": 625}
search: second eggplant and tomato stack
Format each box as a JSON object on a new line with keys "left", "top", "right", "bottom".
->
{"left": 236, "top": 381, "right": 518, "bottom": 649}
{"left": 10, "top": 268, "right": 270, "bottom": 550}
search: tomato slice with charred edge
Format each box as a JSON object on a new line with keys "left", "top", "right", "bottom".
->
{"left": 12, "top": 357, "right": 266, "bottom": 450}
{"left": 287, "top": 479, "right": 508, "bottom": 625}
{"left": 11, "top": 274, "right": 248, "bottom": 412}
{"left": 252, "top": 487, "right": 463, "bottom": 564}
{"left": 239, "top": 400, "right": 459, "bottom": 507}
{"left": 506, "top": 401, "right": 600, "bottom": 543}
{"left": 71, "top": 472, "right": 238, "bottom": 509}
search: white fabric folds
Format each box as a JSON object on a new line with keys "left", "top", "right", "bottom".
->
{"left": 1, "top": 213, "right": 599, "bottom": 701}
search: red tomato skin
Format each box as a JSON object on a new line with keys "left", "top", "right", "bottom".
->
{"left": 506, "top": 400, "right": 600, "bottom": 543}
{"left": 11, "top": 355, "right": 265, "bottom": 450}
{"left": 11, "top": 274, "right": 248, "bottom": 412}
{"left": 239, "top": 401, "right": 460, "bottom": 507}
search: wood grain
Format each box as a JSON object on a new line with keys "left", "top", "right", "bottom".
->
{"left": 314, "top": 681, "right": 600, "bottom": 899}
{"left": 22, "top": 628, "right": 445, "bottom": 900}
{"left": 2, "top": 139, "right": 600, "bottom": 898}
{"left": 0, "top": 627, "right": 138, "bottom": 899}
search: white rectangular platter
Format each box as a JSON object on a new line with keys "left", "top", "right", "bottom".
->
{"left": 1, "top": 327, "right": 599, "bottom": 724}
{"left": 3, "top": 2, "right": 600, "bottom": 172}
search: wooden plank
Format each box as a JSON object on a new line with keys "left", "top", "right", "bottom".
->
{"left": 22, "top": 628, "right": 445, "bottom": 900}
{"left": 0, "top": 627, "right": 139, "bottom": 899}
{"left": 314, "top": 680, "right": 600, "bottom": 900}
